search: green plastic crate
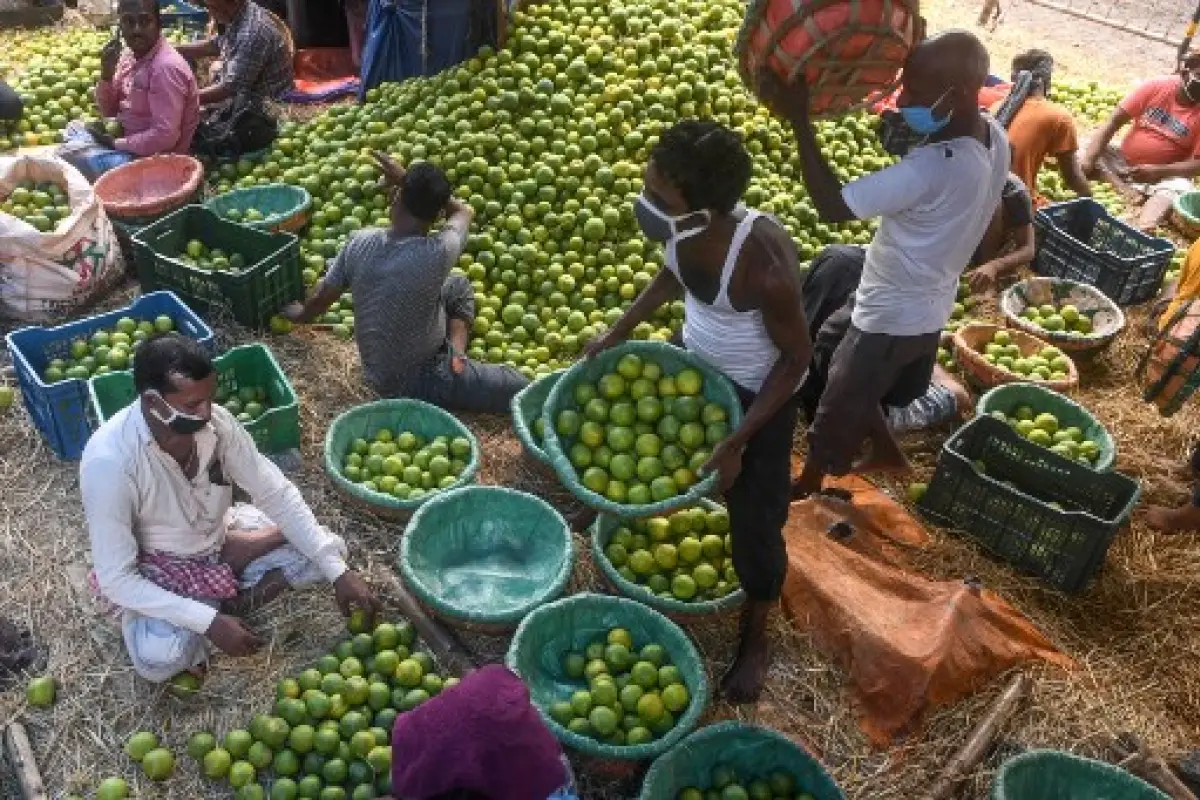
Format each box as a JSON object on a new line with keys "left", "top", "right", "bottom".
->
{"left": 976, "top": 382, "right": 1116, "bottom": 471}
{"left": 89, "top": 344, "right": 300, "bottom": 454}
{"left": 992, "top": 750, "right": 1168, "bottom": 799}
{"left": 131, "top": 204, "right": 302, "bottom": 328}
{"left": 918, "top": 416, "right": 1140, "bottom": 593}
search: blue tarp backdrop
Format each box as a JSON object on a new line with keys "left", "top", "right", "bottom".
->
{"left": 359, "top": 0, "right": 474, "bottom": 98}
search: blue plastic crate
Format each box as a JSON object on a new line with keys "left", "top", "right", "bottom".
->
{"left": 160, "top": 0, "right": 208, "bottom": 31}
{"left": 5, "top": 291, "right": 215, "bottom": 460}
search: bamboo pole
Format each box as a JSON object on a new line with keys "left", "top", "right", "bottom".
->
{"left": 3, "top": 722, "right": 47, "bottom": 800}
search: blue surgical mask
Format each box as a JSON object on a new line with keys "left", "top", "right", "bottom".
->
{"left": 634, "top": 192, "right": 710, "bottom": 243}
{"left": 898, "top": 89, "right": 954, "bottom": 135}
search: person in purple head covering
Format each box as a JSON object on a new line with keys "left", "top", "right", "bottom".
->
{"left": 388, "top": 664, "right": 578, "bottom": 800}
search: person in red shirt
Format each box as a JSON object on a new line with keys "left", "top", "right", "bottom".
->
{"left": 1081, "top": 51, "right": 1200, "bottom": 231}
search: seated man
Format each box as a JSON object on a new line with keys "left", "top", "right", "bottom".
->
{"left": 284, "top": 153, "right": 529, "bottom": 413}
{"left": 81, "top": 334, "right": 379, "bottom": 685}
{"left": 992, "top": 49, "right": 1091, "bottom": 206}
{"left": 177, "top": 0, "right": 293, "bottom": 157}
{"left": 59, "top": 0, "right": 200, "bottom": 182}
{"left": 1081, "top": 51, "right": 1200, "bottom": 231}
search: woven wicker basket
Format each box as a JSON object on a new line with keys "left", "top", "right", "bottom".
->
{"left": 999, "top": 277, "right": 1126, "bottom": 358}
{"left": 952, "top": 323, "right": 1078, "bottom": 393}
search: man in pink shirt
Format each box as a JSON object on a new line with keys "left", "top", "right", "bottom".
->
{"left": 59, "top": 0, "right": 200, "bottom": 181}
{"left": 1081, "top": 51, "right": 1200, "bottom": 231}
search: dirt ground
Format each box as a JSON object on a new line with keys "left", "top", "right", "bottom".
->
{"left": 3, "top": 4, "right": 1200, "bottom": 800}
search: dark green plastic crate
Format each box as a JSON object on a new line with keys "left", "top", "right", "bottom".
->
{"left": 132, "top": 204, "right": 302, "bottom": 328}
{"left": 89, "top": 343, "right": 300, "bottom": 453}
{"left": 918, "top": 415, "right": 1140, "bottom": 593}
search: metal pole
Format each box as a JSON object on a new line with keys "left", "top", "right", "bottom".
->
{"left": 1178, "top": 0, "right": 1200, "bottom": 65}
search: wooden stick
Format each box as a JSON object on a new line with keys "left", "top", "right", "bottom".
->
{"left": 4, "top": 722, "right": 48, "bottom": 800}
{"left": 1113, "top": 734, "right": 1198, "bottom": 800}
{"left": 928, "top": 673, "right": 1033, "bottom": 800}
{"left": 374, "top": 569, "right": 477, "bottom": 677}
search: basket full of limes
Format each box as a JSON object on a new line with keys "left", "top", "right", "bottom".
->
{"left": 399, "top": 486, "right": 575, "bottom": 634}
{"left": 976, "top": 383, "right": 1115, "bottom": 471}
{"left": 1000, "top": 277, "right": 1125, "bottom": 357}
{"left": 324, "top": 399, "right": 480, "bottom": 522}
{"left": 540, "top": 342, "right": 744, "bottom": 518}
{"left": 952, "top": 323, "right": 1079, "bottom": 394}
{"left": 506, "top": 593, "right": 709, "bottom": 777}
{"left": 205, "top": 184, "right": 313, "bottom": 234}
{"left": 591, "top": 501, "right": 746, "bottom": 623}
{"left": 639, "top": 721, "right": 845, "bottom": 800}
{"left": 511, "top": 368, "right": 566, "bottom": 474}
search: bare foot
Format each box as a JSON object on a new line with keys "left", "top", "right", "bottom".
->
{"left": 721, "top": 601, "right": 773, "bottom": 704}
{"left": 222, "top": 569, "right": 290, "bottom": 616}
{"left": 1145, "top": 504, "right": 1200, "bottom": 534}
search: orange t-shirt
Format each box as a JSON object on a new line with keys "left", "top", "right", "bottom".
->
{"left": 1118, "top": 76, "right": 1200, "bottom": 166}
{"left": 989, "top": 95, "right": 1079, "bottom": 195}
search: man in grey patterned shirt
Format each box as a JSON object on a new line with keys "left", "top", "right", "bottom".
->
{"left": 284, "top": 153, "right": 528, "bottom": 413}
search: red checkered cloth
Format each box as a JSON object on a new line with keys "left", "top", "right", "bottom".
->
{"left": 139, "top": 552, "right": 240, "bottom": 600}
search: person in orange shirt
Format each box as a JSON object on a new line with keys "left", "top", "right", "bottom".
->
{"left": 991, "top": 49, "right": 1090, "bottom": 206}
{"left": 1081, "top": 51, "right": 1200, "bottom": 232}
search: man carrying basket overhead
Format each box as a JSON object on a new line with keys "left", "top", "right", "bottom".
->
{"left": 758, "top": 31, "right": 1010, "bottom": 499}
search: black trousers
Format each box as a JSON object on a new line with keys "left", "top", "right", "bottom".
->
{"left": 0, "top": 80, "right": 22, "bottom": 121}
{"left": 725, "top": 383, "right": 798, "bottom": 603}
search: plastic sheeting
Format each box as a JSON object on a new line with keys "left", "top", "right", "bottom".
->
{"left": 359, "top": 0, "right": 473, "bottom": 98}
{"left": 780, "top": 475, "right": 1075, "bottom": 746}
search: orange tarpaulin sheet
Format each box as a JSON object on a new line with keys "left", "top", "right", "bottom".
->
{"left": 781, "top": 476, "right": 1074, "bottom": 746}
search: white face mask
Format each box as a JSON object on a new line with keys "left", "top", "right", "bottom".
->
{"left": 634, "top": 192, "right": 712, "bottom": 244}
{"left": 144, "top": 389, "right": 208, "bottom": 435}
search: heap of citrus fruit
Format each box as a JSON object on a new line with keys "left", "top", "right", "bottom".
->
{"left": 216, "top": 383, "right": 274, "bottom": 425}
{"left": 186, "top": 616, "right": 454, "bottom": 799}
{"left": 203, "top": 0, "right": 886, "bottom": 378}
{"left": 339, "top": 426, "right": 474, "bottom": 502}
{"left": 174, "top": 238, "right": 250, "bottom": 274}
{"left": 945, "top": 278, "right": 976, "bottom": 333}
{"left": 602, "top": 504, "right": 739, "bottom": 603}
{"left": 677, "top": 763, "right": 818, "bottom": 800}
{"left": 552, "top": 352, "right": 731, "bottom": 505}
{"left": 313, "top": 292, "right": 355, "bottom": 341}
{"left": 1018, "top": 302, "right": 1094, "bottom": 335}
{"left": 549, "top": 626, "right": 691, "bottom": 746}
{"left": 1, "top": 178, "right": 72, "bottom": 232}
{"left": 974, "top": 330, "right": 1073, "bottom": 382}
{"left": 41, "top": 314, "right": 176, "bottom": 383}
{"left": 985, "top": 404, "right": 1103, "bottom": 465}
{"left": 124, "top": 731, "right": 176, "bottom": 782}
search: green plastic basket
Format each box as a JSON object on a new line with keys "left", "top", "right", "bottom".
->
{"left": 204, "top": 184, "right": 313, "bottom": 233}
{"left": 918, "top": 416, "right": 1141, "bottom": 593}
{"left": 131, "top": 204, "right": 303, "bottom": 328}
{"left": 976, "top": 382, "right": 1116, "bottom": 471}
{"left": 992, "top": 750, "right": 1169, "bottom": 800}
{"left": 511, "top": 369, "right": 564, "bottom": 467}
{"left": 590, "top": 499, "right": 746, "bottom": 622}
{"left": 88, "top": 344, "right": 300, "bottom": 454}
{"left": 639, "top": 722, "right": 845, "bottom": 800}
{"left": 399, "top": 486, "right": 574, "bottom": 632}
{"left": 540, "top": 342, "right": 744, "bottom": 518}
{"left": 323, "top": 399, "right": 481, "bottom": 521}
{"left": 505, "top": 593, "right": 709, "bottom": 767}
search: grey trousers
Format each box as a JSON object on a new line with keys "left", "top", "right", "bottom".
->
{"left": 406, "top": 274, "right": 530, "bottom": 414}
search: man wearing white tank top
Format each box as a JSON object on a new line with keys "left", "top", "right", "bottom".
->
{"left": 586, "top": 121, "right": 813, "bottom": 703}
{"left": 759, "top": 31, "right": 1010, "bottom": 499}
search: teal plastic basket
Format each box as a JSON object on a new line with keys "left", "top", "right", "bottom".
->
{"left": 511, "top": 368, "right": 564, "bottom": 468}
{"left": 639, "top": 722, "right": 845, "bottom": 800}
{"left": 976, "top": 382, "right": 1116, "bottom": 471}
{"left": 992, "top": 750, "right": 1168, "bottom": 800}
{"left": 505, "top": 593, "right": 709, "bottom": 767}
{"left": 399, "top": 486, "right": 574, "bottom": 633}
{"left": 323, "top": 399, "right": 481, "bottom": 521}
{"left": 540, "top": 341, "right": 744, "bottom": 518}
{"left": 204, "top": 184, "right": 313, "bottom": 233}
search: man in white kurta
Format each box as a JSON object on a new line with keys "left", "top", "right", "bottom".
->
{"left": 80, "top": 334, "right": 379, "bottom": 683}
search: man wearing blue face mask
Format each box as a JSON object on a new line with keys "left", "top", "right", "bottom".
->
{"left": 758, "top": 30, "right": 1010, "bottom": 500}
{"left": 80, "top": 334, "right": 380, "bottom": 687}
{"left": 585, "top": 120, "right": 812, "bottom": 704}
